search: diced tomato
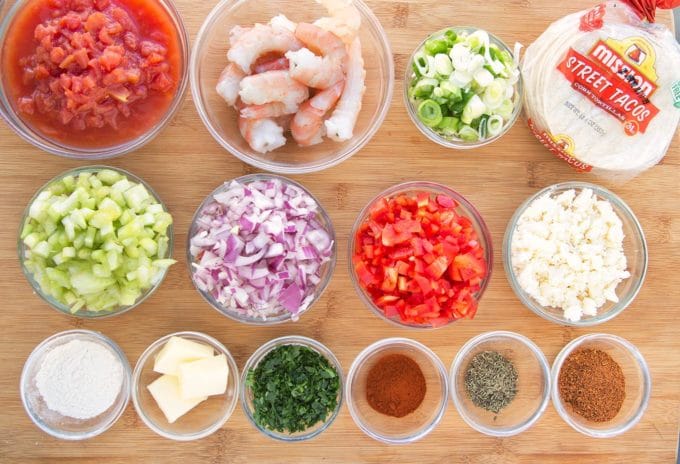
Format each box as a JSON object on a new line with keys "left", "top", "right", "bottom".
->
{"left": 353, "top": 191, "right": 488, "bottom": 326}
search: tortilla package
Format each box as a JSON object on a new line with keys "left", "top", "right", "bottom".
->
{"left": 522, "top": 0, "right": 680, "bottom": 181}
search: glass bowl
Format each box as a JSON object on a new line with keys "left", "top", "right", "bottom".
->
{"left": 190, "top": 0, "right": 394, "bottom": 174}
{"left": 345, "top": 337, "right": 448, "bottom": 444}
{"left": 503, "top": 181, "right": 647, "bottom": 326}
{"left": 18, "top": 166, "right": 174, "bottom": 319}
{"left": 551, "top": 333, "right": 651, "bottom": 438}
{"left": 449, "top": 331, "right": 550, "bottom": 437}
{"left": 404, "top": 27, "right": 523, "bottom": 149}
{"left": 348, "top": 181, "right": 493, "bottom": 329}
{"left": 240, "top": 335, "right": 343, "bottom": 441}
{"left": 187, "top": 173, "right": 336, "bottom": 325}
{"left": 20, "top": 329, "right": 131, "bottom": 440}
{"left": 0, "top": 0, "right": 189, "bottom": 159}
{"left": 131, "top": 331, "right": 240, "bottom": 441}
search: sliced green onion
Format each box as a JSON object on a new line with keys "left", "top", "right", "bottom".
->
{"left": 411, "top": 77, "right": 438, "bottom": 98}
{"left": 413, "top": 51, "right": 429, "bottom": 76}
{"left": 482, "top": 79, "right": 506, "bottom": 109}
{"left": 496, "top": 98, "right": 515, "bottom": 120}
{"left": 461, "top": 94, "right": 486, "bottom": 124}
{"left": 443, "top": 29, "right": 458, "bottom": 45}
{"left": 478, "top": 114, "right": 490, "bottom": 139}
{"left": 439, "top": 81, "right": 462, "bottom": 101}
{"left": 458, "top": 125, "right": 479, "bottom": 141}
{"left": 434, "top": 53, "right": 453, "bottom": 77}
{"left": 437, "top": 116, "right": 459, "bottom": 135}
{"left": 417, "top": 99, "right": 443, "bottom": 127}
{"left": 487, "top": 115, "right": 504, "bottom": 136}
{"left": 424, "top": 38, "right": 449, "bottom": 56}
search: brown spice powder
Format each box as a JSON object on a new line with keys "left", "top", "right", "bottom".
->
{"left": 558, "top": 348, "right": 625, "bottom": 422}
{"left": 365, "top": 354, "right": 426, "bottom": 418}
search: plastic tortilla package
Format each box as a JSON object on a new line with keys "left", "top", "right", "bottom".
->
{"left": 522, "top": 0, "right": 680, "bottom": 181}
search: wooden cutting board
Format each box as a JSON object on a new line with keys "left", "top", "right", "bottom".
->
{"left": 0, "top": 1, "right": 677, "bottom": 462}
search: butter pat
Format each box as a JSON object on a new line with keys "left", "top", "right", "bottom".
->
{"left": 147, "top": 374, "right": 207, "bottom": 424}
{"left": 153, "top": 336, "right": 214, "bottom": 375}
{"left": 178, "top": 354, "right": 229, "bottom": 399}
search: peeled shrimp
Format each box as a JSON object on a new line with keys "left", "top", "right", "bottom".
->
{"left": 238, "top": 117, "right": 286, "bottom": 153}
{"left": 268, "top": 14, "right": 296, "bottom": 32}
{"left": 313, "top": 0, "right": 361, "bottom": 44}
{"left": 325, "top": 38, "right": 364, "bottom": 141}
{"left": 286, "top": 23, "right": 347, "bottom": 89}
{"left": 227, "top": 23, "right": 302, "bottom": 73}
{"left": 229, "top": 25, "right": 252, "bottom": 47}
{"left": 239, "top": 70, "right": 309, "bottom": 113}
{"left": 216, "top": 63, "right": 246, "bottom": 107}
{"left": 291, "top": 80, "right": 344, "bottom": 146}
{"left": 240, "top": 101, "right": 293, "bottom": 119}
{"left": 252, "top": 55, "right": 289, "bottom": 74}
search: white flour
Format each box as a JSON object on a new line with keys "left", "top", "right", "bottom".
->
{"left": 35, "top": 339, "right": 124, "bottom": 420}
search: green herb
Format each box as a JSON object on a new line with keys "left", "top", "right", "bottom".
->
{"left": 464, "top": 351, "right": 518, "bottom": 414}
{"left": 246, "top": 344, "right": 340, "bottom": 433}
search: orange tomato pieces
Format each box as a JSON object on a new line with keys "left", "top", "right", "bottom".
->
{"left": 353, "top": 191, "right": 488, "bottom": 325}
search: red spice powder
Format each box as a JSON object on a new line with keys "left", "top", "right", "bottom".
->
{"left": 365, "top": 353, "right": 426, "bottom": 418}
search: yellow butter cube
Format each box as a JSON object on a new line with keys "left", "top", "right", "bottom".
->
{"left": 178, "top": 354, "right": 229, "bottom": 399}
{"left": 147, "top": 374, "right": 206, "bottom": 424}
{"left": 153, "top": 336, "right": 214, "bottom": 376}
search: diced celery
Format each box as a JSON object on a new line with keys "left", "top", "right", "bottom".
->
{"left": 152, "top": 212, "right": 173, "bottom": 234}
{"left": 123, "top": 184, "right": 150, "bottom": 212}
{"left": 97, "top": 169, "right": 122, "bottom": 185}
{"left": 140, "top": 237, "right": 158, "bottom": 256}
{"left": 33, "top": 241, "right": 50, "bottom": 258}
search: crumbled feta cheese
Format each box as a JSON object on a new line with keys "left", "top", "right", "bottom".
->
{"left": 510, "top": 188, "right": 630, "bottom": 322}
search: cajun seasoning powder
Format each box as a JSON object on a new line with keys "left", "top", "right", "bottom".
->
{"left": 558, "top": 348, "right": 625, "bottom": 422}
{"left": 366, "top": 354, "right": 426, "bottom": 418}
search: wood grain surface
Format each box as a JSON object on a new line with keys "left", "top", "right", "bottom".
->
{"left": 0, "top": 1, "right": 678, "bottom": 463}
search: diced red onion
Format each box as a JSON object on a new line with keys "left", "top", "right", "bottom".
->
{"left": 190, "top": 178, "right": 333, "bottom": 321}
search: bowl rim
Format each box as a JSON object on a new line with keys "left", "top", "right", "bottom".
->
{"left": 449, "top": 330, "right": 551, "bottom": 437}
{"left": 20, "top": 329, "right": 132, "bottom": 441}
{"left": 348, "top": 180, "right": 493, "bottom": 329}
{"left": 186, "top": 173, "right": 337, "bottom": 325}
{"left": 17, "top": 165, "right": 174, "bottom": 319}
{"left": 0, "top": 0, "right": 190, "bottom": 159}
{"left": 403, "top": 26, "right": 524, "bottom": 150}
{"left": 550, "top": 333, "right": 651, "bottom": 438}
{"left": 189, "top": 0, "right": 395, "bottom": 174}
{"left": 502, "top": 181, "right": 648, "bottom": 327}
{"left": 345, "top": 337, "right": 449, "bottom": 444}
{"left": 239, "top": 334, "right": 344, "bottom": 442}
{"left": 130, "top": 330, "right": 240, "bottom": 442}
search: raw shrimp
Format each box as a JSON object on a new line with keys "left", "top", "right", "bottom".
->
{"left": 238, "top": 117, "right": 286, "bottom": 153}
{"left": 313, "top": 0, "right": 361, "bottom": 44}
{"left": 269, "top": 14, "right": 296, "bottom": 32}
{"left": 227, "top": 23, "right": 302, "bottom": 73}
{"left": 229, "top": 25, "right": 251, "bottom": 46}
{"left": 239, "top": 70, "right": 309, "bottom": 113}
{"left": 216, "top": 63, "right": 246, "bottom": 107}
{"left": 291, "top": 80, "right": 344, "bottom": 146}
{"left": 240, "top": 101, "right": 293, "bottom": 119}
{"left": 325, "top": 38, "right": 364, "bottom": 141}
{"left": 286, "top": 23, "right": 347, "bottom": 89}
{"left": 252, "top": 53, "right": 289, "bottom": 74}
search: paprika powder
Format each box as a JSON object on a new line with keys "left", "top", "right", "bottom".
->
{"left": 365, "top": 354, "right": 426, "bottom": 418}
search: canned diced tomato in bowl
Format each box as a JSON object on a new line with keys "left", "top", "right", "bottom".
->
{"left": 349, "top": 181, "right": 492, "bottom": 329}
{"left": 0, "top": 0, "right": 189, "bottom": 159}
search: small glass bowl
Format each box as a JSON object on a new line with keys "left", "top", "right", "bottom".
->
{"left": 404, "top": 27, "right": 523, "bottom": 149}
{"left": 346, "top": 338, "right": 448, "bottom": 444}
{"left": 187, "top": 173, "right": 336, "bottom": 325}
{"left": 20, "top": 329, "right": 131, "bottom": 440}
{"left": 551, "top": 333, "right": 651, "bottom": 438}
{"left": 131, "top": 331, "right": 240, "bottom": 441}
{"left": 241, "top": 335, "right": 343, "bottom": 441}
{"left": 190, "top": 0, "right": 394, "bottom": 174}
{"left": 503, "top": 181, "right": 647, "bottom": 326}
{"left": 349, "top": 181, "right": 493, "bottom": 329}
{"left": 0, "top": 0, "right": 189, "bottom": 159}
{"left": 449, "top": 331, "right": 551, "bottom": 437}
{"left": 18, "top": 166, "right": 174, "bottom": 319}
